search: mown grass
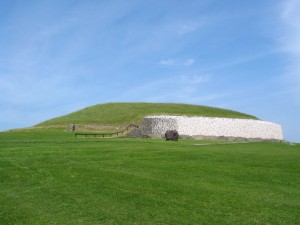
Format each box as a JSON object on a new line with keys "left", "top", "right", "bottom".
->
{"left": 37, "top": 102, "right": 258, "bottom": 127}
{"left": 0, "top": 130, "right": 299, "bottom": 224}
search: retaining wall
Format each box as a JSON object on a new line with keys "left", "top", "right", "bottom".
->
{"left": 141, "top": 116, "right": 284, "bottom": 140}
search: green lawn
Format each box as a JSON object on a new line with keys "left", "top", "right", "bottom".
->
{"left": 0, "top": 130, "right": 299, "bottom": 224}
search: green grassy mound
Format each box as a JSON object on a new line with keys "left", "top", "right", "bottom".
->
{"left": 0, "top": 130, "right": 299, "bottom": 224}
{"left": 37, "top": 102, "right": 258, "bottom": 127}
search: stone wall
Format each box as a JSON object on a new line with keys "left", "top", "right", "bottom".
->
{"left": 141, "top": 115, "right": 284, "bottom": 140}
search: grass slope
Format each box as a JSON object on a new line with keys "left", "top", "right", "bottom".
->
{"left": 37, "top": 102, "right": 258, "bottom": 126}
{"left": 0, "top": 130, "right": 299, "bottom": 224}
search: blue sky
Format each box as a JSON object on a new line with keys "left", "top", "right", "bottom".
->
{"left": 0, "top": 0, "right": 299, "bottom": 142}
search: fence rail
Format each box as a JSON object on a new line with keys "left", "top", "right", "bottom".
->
{"left": 75, "top": 124, "right": 139, "bottom": 138}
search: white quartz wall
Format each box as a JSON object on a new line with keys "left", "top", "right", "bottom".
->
{"left": 141, "top": 117, "right": 178, "bottom": 135}
{"left": 141, "top": 116, "right": 284, "bottom": 140}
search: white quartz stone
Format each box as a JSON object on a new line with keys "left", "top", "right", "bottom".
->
{"left": 141, "top": 116, "right": 283, "bottom": 140}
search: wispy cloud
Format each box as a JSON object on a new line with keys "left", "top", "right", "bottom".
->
{"left": 160, "top": 58, "right": 195, "bottom": 66}
{"left": 174, "top": 19, "right": 203, "bottom": 36}
{"left": 281, "top": 0, "right": 300, "bottom": 55}
{"left": 200, "top": 51, "right": 279, "bottom": 72}
{"left": 178, "top": 23, "right": 200, "bottom": 34}
{"left": 279, "top": 0, "right": 300, "bottom": 101}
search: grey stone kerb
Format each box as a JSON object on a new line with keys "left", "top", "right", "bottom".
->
{"left": 140, "top": 115, "right": 284, "bottom": 141}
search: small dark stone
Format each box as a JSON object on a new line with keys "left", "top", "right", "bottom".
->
{"left": 165, "top": 130, "right": 179, "bottom": 141}
{"left": 68, "top": 124, "right": 75, "bottom": 132}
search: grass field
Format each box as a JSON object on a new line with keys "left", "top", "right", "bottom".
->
{"left": 0, "top": 129, "right": 299, "bottom": 224}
